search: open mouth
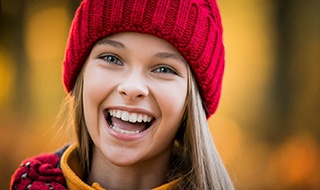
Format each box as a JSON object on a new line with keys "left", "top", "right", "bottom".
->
{"left": 105, "top": 109, "right": 155, "bottom": 135}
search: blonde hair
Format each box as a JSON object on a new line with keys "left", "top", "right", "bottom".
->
{"left": 67, "top": 66, "right": 233, "bottom": 189}
{"left": 173, "top": 69, "right": 234, "bottom": 189}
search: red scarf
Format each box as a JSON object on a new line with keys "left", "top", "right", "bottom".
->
{"left": 10, "top": 151, "right": 67, "bottom": 190}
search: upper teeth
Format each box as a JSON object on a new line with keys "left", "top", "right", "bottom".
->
{"left": 108, "top": 109, "right": 153, "bottom": 123}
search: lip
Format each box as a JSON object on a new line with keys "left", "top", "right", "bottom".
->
{"left": 103, "top": 106, "right": 156, "bottom": 141}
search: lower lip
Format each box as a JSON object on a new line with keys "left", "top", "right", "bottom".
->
{"left": 105, "top": 122, "right": 150, "bottom": 141}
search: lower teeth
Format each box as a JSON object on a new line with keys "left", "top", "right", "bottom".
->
{"left": 111, "top": 125, "right": 140, "bottom": 135}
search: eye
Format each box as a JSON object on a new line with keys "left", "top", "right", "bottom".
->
{"left": 153, "top": 66, "right": 178, "bottom": 75}
{"left": 98, "top": 54, "right": 123, "bottom": 65}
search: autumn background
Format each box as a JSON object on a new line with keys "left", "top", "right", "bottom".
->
{"left": 1, "top": 0, "right": 320, "bottom": 189}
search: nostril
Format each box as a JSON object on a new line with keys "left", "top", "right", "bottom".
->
{"left": 117, "top": 80, "right": 149, "bottom": 100}
{"left": 118, "top": 87, "right": 148, "bottom": 99}
{"left": 137, "top": 94, "right": 144, "bottom": 98}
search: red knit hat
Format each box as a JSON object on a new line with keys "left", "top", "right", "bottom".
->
{"left": 63, "top": 0, "right": 224, "bottom": 118}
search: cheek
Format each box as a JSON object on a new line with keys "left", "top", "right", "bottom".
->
{"left": 154, "top": 81, "right": 187, "bottom": 122}
{"left": 82, "top": 68, "right": 113, "bottom": 130}
{"left": 151, "top": 82, "right": 187, "bottom": 151}
{"left": 82, "top": 81, "right": 100, "bottom": 135}
{"left": 83, "top": 65, "right": 118, "bottom": 108}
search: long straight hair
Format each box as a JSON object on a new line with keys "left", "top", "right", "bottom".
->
{"left": 172, "top": 68, "right": 234, "bottom": 189}
{"left": 68, "top": 66, "right": 233, "bottom": 189}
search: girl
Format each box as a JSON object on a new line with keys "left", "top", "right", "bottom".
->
{"left": 11, "top": 0, "right": 234, "bottom": 189}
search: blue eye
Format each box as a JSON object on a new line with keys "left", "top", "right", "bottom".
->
{"left": 99, "top": 54, "right": 122, "bottom": 65}
{"left": 153, "top": 66, "right": 177, "bottom": 75}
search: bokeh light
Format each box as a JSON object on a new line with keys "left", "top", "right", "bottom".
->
{"left": 1, "top": 0, "right": 319, "bottom": 189}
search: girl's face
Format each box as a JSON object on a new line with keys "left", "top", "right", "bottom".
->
{"left": 82, "top": 32, "right": 188, "bottom": 167}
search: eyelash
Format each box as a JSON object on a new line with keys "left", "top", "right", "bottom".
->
{"left": 98, "top": 54, "right": 123, "bottom": 65}
{"left": 152, "top": 66, "right": 178, "bottom": 75}
{"left": 97, "top": 54, "right": 178, "bottom": 75}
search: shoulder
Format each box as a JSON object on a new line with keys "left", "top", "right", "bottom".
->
{"left": 10, "top": 146, "right": 69, "bottom": 190}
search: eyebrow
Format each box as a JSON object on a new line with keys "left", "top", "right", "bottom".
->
{"left": 96, "top": 39, "right": 125, "bottom": 48}
{"left": 155, "top": 52, "right": 187, "bottom": 64}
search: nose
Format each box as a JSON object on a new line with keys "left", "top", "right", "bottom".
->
{"left": 117, "top": 71, "right": 149, "bottom": 101}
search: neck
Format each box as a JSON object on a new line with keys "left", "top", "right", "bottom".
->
{"left": 86, "top": 147, "right": 172, "bottom": 190}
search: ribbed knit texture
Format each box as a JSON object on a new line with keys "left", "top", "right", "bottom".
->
{"left": 63, "top": 0, "right": 224, "bottom": 117}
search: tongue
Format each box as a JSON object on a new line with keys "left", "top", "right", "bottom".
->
{"left": 111, "top": 117, "right": 147, "bottom": 132}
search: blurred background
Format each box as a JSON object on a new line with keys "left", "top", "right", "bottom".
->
{"left": 0, "top": 0, "right": 319, "bottom": 189}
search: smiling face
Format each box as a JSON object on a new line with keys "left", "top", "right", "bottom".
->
{"left": 82, "top": 32, "right": 188, "bottom": 167}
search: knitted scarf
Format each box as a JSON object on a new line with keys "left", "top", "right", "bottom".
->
{"left": 10, "top": 147, "right": 68, "bottom": 190}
